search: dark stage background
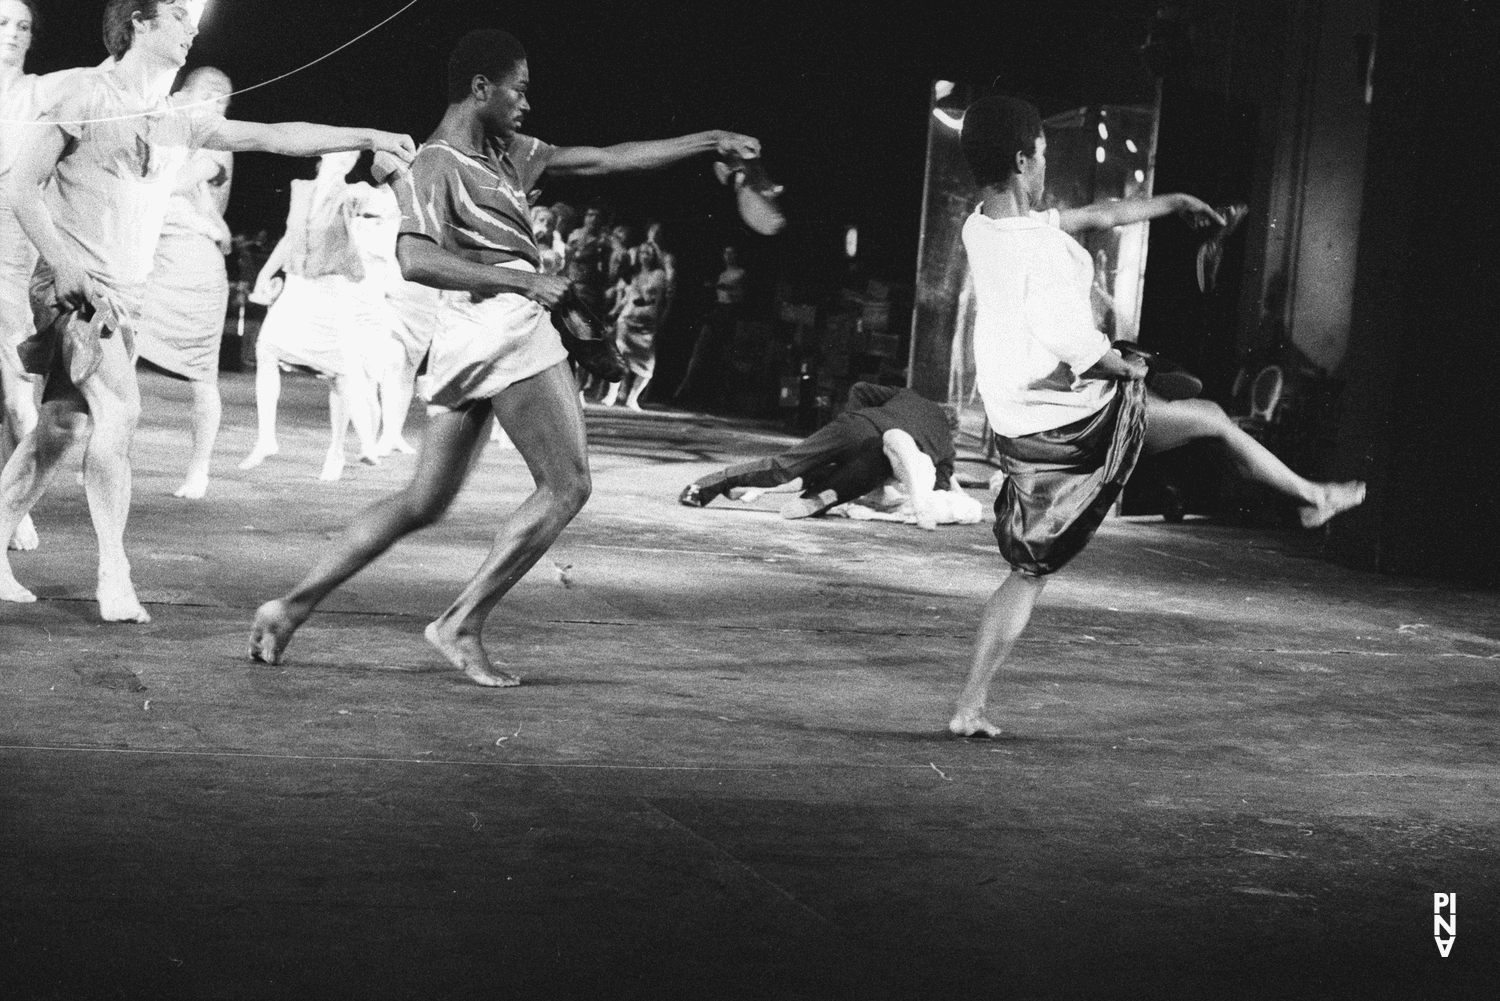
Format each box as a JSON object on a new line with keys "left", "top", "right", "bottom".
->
{"left": 22, "top": 0, "right": 1171, "bottom": 287}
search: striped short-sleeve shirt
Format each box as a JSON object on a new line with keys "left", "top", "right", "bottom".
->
{"left": 394, "top": 134, "right": 555, "bottom": 269}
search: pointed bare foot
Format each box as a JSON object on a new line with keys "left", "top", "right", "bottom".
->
{"left": 97, "top": 577, "right": 151, "bottom": 623}
{"left": 173, "top": 474, "right": 209, "bottom": 499}
{"left": 424, "top": 620, "right": 520, "bottom": 687}
{"left": 8, "top": 514, "right": 39, "bottom": 552}
{"left": 318, "top": 454, "right": 346, "bottom": 481}
{"left": 1300, "top": 480, "right": 1366, "bottom": 528}
{"left": 249, "top": 598, "right": 304, "bottom": 665}
{"left": 625, "top": 400, "right": 643, "bottom": 412}
{"left": 948, "top": 708, "right": 1003, "bottom": 738}
{"left": 238, "top": 442, "right": 278, "bottom": 470}
{"left": 1, "top": 566, "right": 37, "bottom": 603}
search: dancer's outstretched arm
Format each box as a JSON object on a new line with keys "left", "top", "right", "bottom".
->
{"left": 204, "top": 120, "right": 415, "bottom": 162}
{"left": 1059, "top": 193, "right": 1222, "bottom": 234}
{"left": 548, "top": 130, "right": 760, "bottom": 177}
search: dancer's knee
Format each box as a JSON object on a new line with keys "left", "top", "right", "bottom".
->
{"left": 34, "top": 406, "right": 88, "bottom": 454}
{"left": 554, "top": 466, "right": 592, "bottom": 516}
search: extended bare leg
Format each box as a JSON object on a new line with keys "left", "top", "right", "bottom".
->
{"left": 1, "top": 360, "right": 41, "bottom": 550}
{"left": 76, "top": 338, "right": 150, "bottom": 623}
{"left": 1144, "top": 395, "right": 1364, "bottom": 526}
{"left": 424, "top": 361, "right": 592, "bottom": 686}
{"left": 320, "top": 381, "right": 350, "bottom": 481}
{"left": 173, "top": 379, "right": 220, "bottom": 499}
{"left": 0, "top": 392, "right": 89, "bottom": 603}
{"left": 239, "top": 339, "right": 281, "bottom": 469}
{"left": 950, "top": 570, "right": 1048, "bottom": 737}
{"left": 623, "top": 373, "right": 650, "bottom": 411}
{"left": 249, "top": 401, "right": 489, "bottom": 667}
{"left": 375, "top": 348, "right": 418, "bottom": 457}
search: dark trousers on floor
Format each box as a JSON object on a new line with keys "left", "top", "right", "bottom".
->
{"left": 695, "top": 413, "right": 892, "bottom": 505}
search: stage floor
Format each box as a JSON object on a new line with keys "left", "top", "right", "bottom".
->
{"left": 2, "top": 368, "right": 1495, "bottom": 998}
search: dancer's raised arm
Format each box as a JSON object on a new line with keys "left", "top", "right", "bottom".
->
{"left": 548, "top": 130, "right": 759, "bottom": 177}
{"left": 1058, "top": 192, "right": 1222, "bottom": 234}
{"left": 204, "top": 120, "right": 415, "bottom": 162}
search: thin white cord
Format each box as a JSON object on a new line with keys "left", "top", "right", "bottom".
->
{"left": 0, "top": 0, "right": 425, "bottom": 126}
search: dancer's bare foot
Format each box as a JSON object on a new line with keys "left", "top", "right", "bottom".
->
{"left": 375, "top": 436, "right": 416, "bottom": 456}
{"left": 948, "top": 708, "right": 1003, "bottom": 738}
{"left": 97, "top": 576, "right": 150, "bottom": 623}
{"left": 424, "top": 620, "right": 520, "bottom": 687}
{"left": 1300, "top": 480, "right": 1366, "bottom": 529}
{"left": 238, "top": 441, "right": 278, "bottom": 470}
{"left": 7, "top": 514, "right": 39, "bottom": 552}
{"left": 318, "top": 453, "right": 345, "bottom": 481}
{"left": 249, "top": 598, "right": 305, "bottom": 664}
{"left": 173, "top": 473, "right": 210, "bottom": 499}
{"left": 0, "top": 564, "right": 37, "bottom": 603}
{"left": 625, "top": 399, "right": 643, "bottom": 412}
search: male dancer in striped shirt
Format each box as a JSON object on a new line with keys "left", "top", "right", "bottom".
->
{"left": 250, "top": 29, "right": 760, "bottom": 686}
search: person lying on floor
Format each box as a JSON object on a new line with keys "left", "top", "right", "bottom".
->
{"left": 679, "top": 382, "right": 957, "bottom": 529}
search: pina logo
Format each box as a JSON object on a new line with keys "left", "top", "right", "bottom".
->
{"left": 1433, "top": 893, "right": 1457, "bottom": 957}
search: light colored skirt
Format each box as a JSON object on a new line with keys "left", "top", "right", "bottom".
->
{"left": 418, "top": 260, "right": 568, "bottom": 413}
{"left": 135, "top": 233, "right": 229, "bottom": 382}
{"left": 259, "top": 274, "right": 391, "bottom": 380}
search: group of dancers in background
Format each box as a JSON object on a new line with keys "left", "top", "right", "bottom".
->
{"left": 2, "top": 2, "right": 1367, "bottom": 734}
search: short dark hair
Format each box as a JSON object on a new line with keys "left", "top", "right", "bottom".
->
{"left": 960, "top": 96, "right": 1043, "bottom": 187}
{"left": 103, "top": 0, "right": 171, "bottom": 59}
{"left": 446, "top": 29, "right": 527, "bottom": 104}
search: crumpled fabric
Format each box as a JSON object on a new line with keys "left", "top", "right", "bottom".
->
{"left": 19, "top": 284, "right": 137, "bottom": 387}
{"left": 990, "top": 377, "right": 1147, "bottom": 576}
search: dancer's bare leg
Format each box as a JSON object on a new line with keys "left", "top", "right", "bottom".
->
{"left": 950, "top": 570, "right": 1047, "bottom": 737}
{"left": 320, "top": 382, "right": 350, "bottom": 481}
{"left": 1, "top": 361, "right": 41, "bottom": 550}
{"left": 624, "top": 373, "right": 650, "bottom": 411}
{"left": 375, "top": 351, "right": 418, "bottom": 456}
{"left": 0, "top": 393, "right": 89, "bottom": 603}
{"left": 598, "top": 378, "right": 620, "bottom": 407}
{"left": 882, "top": 428, "right": 938, "bottom": 530}
{"left": 173, "top": 379, "right": 220, "bottom": 499}
{"left": 339, "top": 372, "right": 381, "bottom": 466}
{"left": 239, "top": 341, "right": 281, "bottom": 469}
{"left": 1143, "top": 394, "right": 1364, "bottom": 526}
{"left": 425, "top": 361, "right": 591, "bottom": 686}
{"left": 250, "top": 400, "right": 490, "bottom": 667}
{"left": 74, "top": 338, "right": 150, "bottom": 622}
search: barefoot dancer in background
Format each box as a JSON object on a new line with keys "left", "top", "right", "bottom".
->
{"left": 249, "top": 28, "right": 760, "bottom": 685}
{"left": 0, "top": 0, "right": 414, "bottom": 619}
{"left": 135, "top": 66, "right": 234, "bottom": 500}
{"left": 947, "top": 96, "right": 1366, "bottom": 737}
{"left": 0, "top": 0, "right": 84, "bottom": 551}
{"left": 239, "top": 152, "right": 396, "bottom": 480}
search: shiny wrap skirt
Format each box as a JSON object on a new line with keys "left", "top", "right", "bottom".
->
{"left": 991, "top": 379, "right": 1146, "bottom": 576}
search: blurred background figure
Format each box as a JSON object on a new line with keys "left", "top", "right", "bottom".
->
{"left": 564, "top": 202, "right": 612, "bottom": 316}
{"left": 673, "top": 244, "right": 746, "bottom": 404}
{"left": 549, "top": 201, "right": 580, "bottom": 244}
{"left": 601, "top": 240, "right": 670, "bottom": 410}
{"left": 135, "top": 66, "right": 235, "bottom": 500}
{"left": 0, "top": 0, "right": 83, "bottom": 549}
{"left": 240, "top": 152, "right": 389, "bottom": 480}
{"left": 530, "top": 204, "right": 566, "bottom": 275}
